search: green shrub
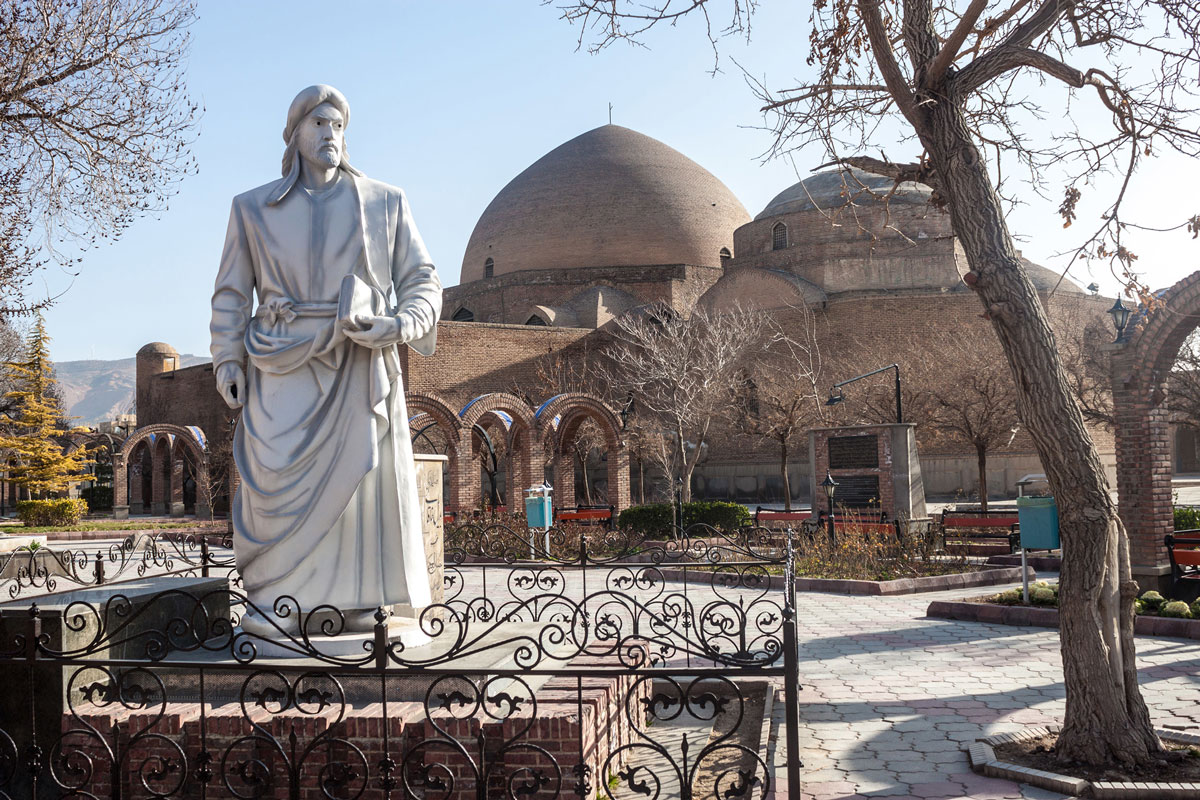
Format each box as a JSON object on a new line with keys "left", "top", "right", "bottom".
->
{"left": 1175, "top": 506, "right": 1200, "bottom": 531}
{"left": 1030, "top": 586, "right": 1057, "bottom": 606}
{"left": 16, "top": 498, "right": 88, "bottom": 527}
{"left": 1140, "top": 590, "right": 1166, "bottom": 612}
{"left": 1190, "top": 601, "right": 1200, "bottom": 619}
{"left": 617, "top": 501, "right": 750, "bottom": 537}
{"left": 1161, "top": 601, "right": 1193, "bottom": 619}
{"left": 994, "top": 588, "right": 1022, "bottom": 605}
{"left": 1135, "top": 599, "right": 1146, "bottom": 615}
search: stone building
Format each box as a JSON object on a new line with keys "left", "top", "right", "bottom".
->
{"left": 130, "top": 123, "right": 1114, "bottom": 514}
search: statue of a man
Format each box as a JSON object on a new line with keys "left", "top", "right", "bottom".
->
{"left": 210, "top": 85, "right": 441, "bottom": 634}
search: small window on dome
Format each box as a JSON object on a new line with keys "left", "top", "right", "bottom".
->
{"left": 452, "top": 307, "right": 475, "bottom": 322}
{"left": 484, "top": 258, "right": 494, "bottom": 279}
{"left": 525, "top": 314, "right": 548, "bottom": 326}
{"left": 719, "top": 247, "right": 732, "bottom": 263}
{"left": 772, "top": 222, "right": 788, "bottom": 251}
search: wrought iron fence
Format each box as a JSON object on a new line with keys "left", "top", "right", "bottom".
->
{"left": 0, "top": 531, "right": 239, "bottom": 601}
{"left": 0, "top": 523, "right": 802, "bottom": 800}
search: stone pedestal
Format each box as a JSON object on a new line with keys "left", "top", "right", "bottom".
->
{"left": 397, "top": 453, "right": 446, "bottom": 615}
{"left": 113, "top": 504, "right": 130, "bottom": 520}
{"left": 809, "top": 423, "right": 927, "bottom": 521}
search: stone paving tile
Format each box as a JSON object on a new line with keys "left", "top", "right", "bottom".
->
{"left": 784, "top": 577, "right": 1200, "bottom": 799}
{"left": 453, "top": 567, "right": 1198, "bottom": 800}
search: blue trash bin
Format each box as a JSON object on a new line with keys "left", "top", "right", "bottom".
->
{"left": 524, "top": 493, "right": 552, "bottom": 528}
{"left": 1017, "top": 496, "right": 1059, "bottom": 550}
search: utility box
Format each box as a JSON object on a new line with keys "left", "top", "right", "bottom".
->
{"left": 1017, "top": 495, "right": 1060, "bottom": 550}
{"left": 524, "top": 485, "right": 553, "bottom": 528}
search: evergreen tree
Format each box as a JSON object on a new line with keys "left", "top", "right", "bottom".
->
{"left": 0, "top": 316, "right": 90, "bottom": 496}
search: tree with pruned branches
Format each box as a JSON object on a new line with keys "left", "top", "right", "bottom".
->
{"left": 0, "top": 0, "right": 198, "bottom": 313}
{"left": 557, "top": 0, "right": 1200, "bottom": 766}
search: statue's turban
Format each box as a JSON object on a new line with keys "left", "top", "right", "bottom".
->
{"left": 283, "top": 85, "right": 351, "bottom": 143}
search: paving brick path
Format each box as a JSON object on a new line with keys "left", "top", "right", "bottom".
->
{"left": 783, "top": 576, "right": 1200, "bottom": 799}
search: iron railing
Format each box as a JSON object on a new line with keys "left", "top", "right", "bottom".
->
{"left": 0, "top": 523, "right": 802, "bottom": 800}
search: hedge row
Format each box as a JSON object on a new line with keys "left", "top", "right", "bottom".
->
{"left": 16, "top": 498, "right": 88, "bottom": 527}
{"left": 617, "top": 501, "right": 750, "bottom": 537}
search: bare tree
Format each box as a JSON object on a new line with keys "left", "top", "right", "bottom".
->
{"left": 924, "top": 344, "right": 1021, "bottom": 512}
{"left": 556, "top": 0, "right": 1200, "bottom": 764}
{"left": 603, "top": 303, "right": 764, "bottom": 503}
{"left": 737, "top": 307, "right": 827, "bottom": 510}
{"left": 0, "top": 0, "right": 198, "bottom": 313}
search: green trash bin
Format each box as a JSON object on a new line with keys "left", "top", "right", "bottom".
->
{"left": 1017, "top": 495, "right": 1059, "bottom": 550}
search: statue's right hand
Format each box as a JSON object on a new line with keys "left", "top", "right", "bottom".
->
{"left": 215, "top": 362, "right": 245, "bottom": 410}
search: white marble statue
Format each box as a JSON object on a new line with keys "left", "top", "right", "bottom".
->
{"left": 210, "top": 85, "right": 442, "bottom": 635}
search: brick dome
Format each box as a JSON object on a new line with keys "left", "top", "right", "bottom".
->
{"left": 755, "top": 167, "right": 932, "bottom": 221}
{"left": 461, "top": 125, "right": 750, "bottom": 283}
{"left": 137, "top": 342, "right": 178, "bottom": 356}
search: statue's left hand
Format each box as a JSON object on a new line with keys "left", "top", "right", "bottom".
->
{"left": 342, "top": 314, "right": 409, "bottom": 348}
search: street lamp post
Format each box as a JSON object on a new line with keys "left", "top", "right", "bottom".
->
{"left": 825, "top": 364, "right": 903, "bottom": 423}
{"left": 1108, "top": 296, "right": 1132, "bottom": 343}
{"left": 820, "top": 471, "right": 838, "bottom": 547}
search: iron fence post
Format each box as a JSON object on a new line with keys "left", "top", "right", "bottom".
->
{"left": 201, "top": 536, "right": 210, "bottom": 578}
{"left": 783, "top": 530, "right": 803, "bottom": 799}
{"left": 93, "top": 551, "right": 105, "bottom": 586}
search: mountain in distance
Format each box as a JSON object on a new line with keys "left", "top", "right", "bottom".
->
{"left": 53, "top": 354, "right": 208, "bottom": 426}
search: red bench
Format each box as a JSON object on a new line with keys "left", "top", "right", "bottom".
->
{"left": 940, "top": 510, "right": 1020, "bottom": 554}
{"left": 1166, "top": 530, "right": 1200, "bottom": 584}
{"left": 555, "top": 506, "right": 615, "bottom": 529}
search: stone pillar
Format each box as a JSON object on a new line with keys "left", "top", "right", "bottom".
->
{"left": 150, "top": 445, "right": 168, "bottom": 515}
{"left": 170, "top": 458, "right": 186, "bottom": 517}
{"left": 113, "top": 453, "right": 129, "bottom": 520}
{"left": 394, "top": 454, "right": 446, "bottom": 618}
{"left": 1112, "top": 345, "right": 1175, "bottom": 592}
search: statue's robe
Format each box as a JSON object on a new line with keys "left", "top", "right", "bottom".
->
{"left": 210, "top": 172, "right": 441, "bottom": 613}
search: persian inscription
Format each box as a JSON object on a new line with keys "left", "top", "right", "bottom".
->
{"left": 828, "top": 435, "right": 878, "bottom": 469}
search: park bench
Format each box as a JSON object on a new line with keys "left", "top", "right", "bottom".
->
{"left": 554, "top": 505, "right": 616, "bottom": 529}
{"left": 753, "top": 507, "right": 812, "bottom": 528}
{"left": 939, "top": 509, "right": 1020, "bottom": 555}
{"left": 1165, "top": 529, "right": 1200, "bottom": 585}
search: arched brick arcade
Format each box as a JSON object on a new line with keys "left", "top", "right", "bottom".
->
{"left": 113, "top": 424, "right": 211, "bottom": 520}
{"left": 406, "top": 390, "right": 630, "bottom": 514}
{"left": 536, "top": 393, "right": 630, "bottom": 511}
{"left": 1111, "top": 270, "right": 1200, "bottom": 591}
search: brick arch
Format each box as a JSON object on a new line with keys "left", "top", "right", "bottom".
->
{"left": 1112, "top": 270, "right": 1200, "bottom": 591}
{"left": 113, "top": 424, "right": 209, "bottom": 519}
{"left": 459, "top": 393, "right": 541, "bottom": 511}
{"left": 535, "top": 393, "right": 630, "bottom": 511}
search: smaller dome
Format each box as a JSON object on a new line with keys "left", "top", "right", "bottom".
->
{"left": 756, "top": 167, "right": 932, "bottom": 220}
{"left": 137, "top": 342, "right": 178, "bottom": 356}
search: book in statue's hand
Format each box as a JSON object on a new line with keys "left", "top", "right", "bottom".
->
{"left": 338, "top": 274, "right": 386, "bottom": 332}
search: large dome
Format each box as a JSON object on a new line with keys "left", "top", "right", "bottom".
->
{"left": 755, "top": 166, "right": 933, "bottom": 220}
{"left": 461, "top": 125, "right": 750, "bottom": 283}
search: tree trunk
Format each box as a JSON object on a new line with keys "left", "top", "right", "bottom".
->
{"left": 918, "top": 96, "right": 1160, "bottom": 765}
{"left": 579, "top": 450, "right": 592, "bottom": 505}
{"left": 780, "top": 439, "right": 792, "bottom": 512}
{"left": 976, "top": 443, "right": 989, "bottom": 513}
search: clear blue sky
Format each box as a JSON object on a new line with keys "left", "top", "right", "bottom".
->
{"left": 41, "top": 1, "right": 1200, "bottom": 362}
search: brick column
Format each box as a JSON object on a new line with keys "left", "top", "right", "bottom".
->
{"left": 448, "top": 432, "right": 478, "bottom": 512}
{"left": 129, "top": 462, "right": 144, "bottom": 515}
{"left": 1112, "top": 345, "right": 1175, "bottom": 592}
{"left": 553, "top": 454, "right": 576, "bottom": 509}
{"left": 608, "top": 447, "right": 631, "bottom": 512}
{"left": 170, "top": 458, "right": 186, "bottom": 516}
{"left": 112, "top": 453, "right": 129, "bottom": 520}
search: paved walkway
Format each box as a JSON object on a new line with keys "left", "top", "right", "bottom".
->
{"left": 784, "top": 576, "right": 1200, "bottom": 799}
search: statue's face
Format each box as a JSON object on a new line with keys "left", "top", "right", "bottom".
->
{"left": 296, "top": 102, "right": 344, "bottom": 171}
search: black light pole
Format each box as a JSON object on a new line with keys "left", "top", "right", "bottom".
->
{"left": 821, "top": 472, "right": 838, "bottom": 547}
{"left": 825, "top": 364, "right": 903, "bottom": 424}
